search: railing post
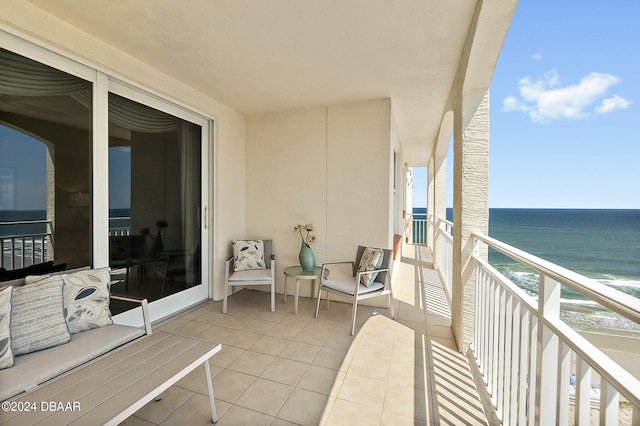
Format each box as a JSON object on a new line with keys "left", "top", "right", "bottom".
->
{"left": 534, "top": 274, "right": 561, "bottom": 425}
{"left": 601, "top": 381, "right": 620, "bottom": 425}
{"left": 575, "top": 357, "right": 592, "bottom": 425}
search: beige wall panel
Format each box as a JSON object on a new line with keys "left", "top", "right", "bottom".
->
{"left": 326, "top": 99, "right": 392, "bottom": 263}
{"left": 246, "top": 108, "right": 327, "bottom": 296}
{"left": 324, "top": 99, "right": 394, "bottom": 308}
{"left": 245, "top": 100, "right": 393, "bottom": 298}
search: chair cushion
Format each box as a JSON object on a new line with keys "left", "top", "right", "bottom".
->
{"left": 357, "top": 247, "right": 384, "bottom": 287}
{"left": 232, "top": 240, "right": 266, "bottom": 271}
{"left": 0, "top": 286, "right": 14, "bottom": 369}
{"left": 10, "top": 276, "right": 71, "bottom": 356}
{"left": 322, "top": 277, "right": 384, "bottom": 296}
{"left": 228, "top": 269, "right": 273, "bottom": 283}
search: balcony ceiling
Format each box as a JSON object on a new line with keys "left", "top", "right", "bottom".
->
{"left": 24, "top": 0, "right": 515, "bottom": 165}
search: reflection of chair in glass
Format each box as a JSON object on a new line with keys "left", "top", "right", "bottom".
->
{"left": 149, "top": 242, "right": 200, "bottom": 297}
{"left": 109, "top": 235, "right": 146, "bottom": 291}
{"left": 315, "top": 245, "right": 395, "bottom": 335}
{"left": 223, "top": 239, "right": 275, "bottom": 313}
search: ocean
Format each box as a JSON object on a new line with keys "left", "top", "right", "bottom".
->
{"left": 415, "top": 207, "right": 640, "bottom": 337}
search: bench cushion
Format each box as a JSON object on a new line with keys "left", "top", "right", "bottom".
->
{"left": 0, "top": 324, "right": 144, "bottom": 401}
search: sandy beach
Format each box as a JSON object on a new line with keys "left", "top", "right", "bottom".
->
{"left": 571, "top": 331, "right": 639, "bottom": 424}
{"left": 581, "top": 330, "right": 640, "bottom": 381}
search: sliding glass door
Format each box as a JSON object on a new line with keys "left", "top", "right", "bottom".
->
{"left": 1, "top": 35, "right": 212, "bottom": 324}
{"left": 107, "top": 91, "right": 204, "bottom": 311}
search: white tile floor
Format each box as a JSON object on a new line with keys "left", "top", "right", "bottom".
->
{"left": 122, "top": 245, "right": 488, "bottom": 425}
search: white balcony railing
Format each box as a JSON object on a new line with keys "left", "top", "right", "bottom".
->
{"left": 471, "top": 232, "right": 640, "bottom": 425}
{"left": 0, "top": 220, "right": 53, "bottom": 269}
{"left": 435, "top": 217, "right": 453, "bottom": 298}
{"left": 411, "top": 213, "right": 428, "bottom": 244}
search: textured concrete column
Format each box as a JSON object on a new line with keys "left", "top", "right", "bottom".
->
{"left": 451, "top": 91, "right": 489, "bottom": 352}
{"left": 429, "top": 156, "right": 446, "bottom": 269}
{"left": 427, "top": 157, "right": 435, "bottom": 250}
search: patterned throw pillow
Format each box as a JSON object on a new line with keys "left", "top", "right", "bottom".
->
{"left": 0, "top": 286, "right": 13, "bottom": 369}
{"left": 232, "top": 240, "right": 266, "bottom": 271}
{"left": 26, "top": 267, "right": 113, "bottom": 334}
{"left": 10, "top": 276, "right": 70, "bottom": 356}
{"left": 357, "top": 247, "right": 384, "bottom": 287}
{"left": 60, "top": 268, "right": 113, "bottom": 334}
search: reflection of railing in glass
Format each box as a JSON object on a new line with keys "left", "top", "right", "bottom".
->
{"left": 0, "top": 220, "right": 53, "bottom": 269}
{"left": 1, "top": 217, "right": 133, "bottom": 269}
{"left": 109, "top": 216, "right": 131, "bottom": 236}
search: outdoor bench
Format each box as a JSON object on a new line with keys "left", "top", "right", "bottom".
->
{"left": 0, "top": 267, "right": 220, "bottom": 424}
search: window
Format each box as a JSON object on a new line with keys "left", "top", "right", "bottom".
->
{"left": 0, "top": 48, "right": 92, "bottom": 269}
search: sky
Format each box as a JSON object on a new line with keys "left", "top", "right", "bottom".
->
{"left": 414, "top": 1, "right": 640, "bottom": 209}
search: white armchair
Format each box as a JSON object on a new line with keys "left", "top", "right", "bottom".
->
{"left": 223, "top": 239, "right": 275, "bottom": 313}
{"left": 315, "top": 245, "right": 395, "bottom": 335}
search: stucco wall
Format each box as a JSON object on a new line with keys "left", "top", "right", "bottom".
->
{"left": 246, "top": 99, "right": 393, "bottom": 298}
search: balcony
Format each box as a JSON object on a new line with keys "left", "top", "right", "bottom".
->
{"left": 4, "top": 220, "right": 638, "bottom": 424}
{"left": 122, "top": 244, "right": 489, "bottom": 425}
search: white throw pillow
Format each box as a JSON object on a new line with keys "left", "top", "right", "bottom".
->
{"left": 357, "top": 247, "right": 384, "bottom": 287}
{"left": 232, "top": 240, "right": 266, "bottom": 271}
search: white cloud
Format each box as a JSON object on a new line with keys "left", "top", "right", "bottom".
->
{"left": 503, "top": 71, "right": 631, "bottom": 122}
{"left": 532, "top": 52, "right": 543, "bottom": 60}
{"left": 596, "top": 95, "right": 632, "bottom": 113}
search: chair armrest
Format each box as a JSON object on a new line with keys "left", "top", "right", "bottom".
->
{"left": 109, "top": 295, "right": 152, "bottom": 336}
{"left": 322, "top": 261, "right": 354, "bottom": 266}
{"left": 358, "top": 267, "right": 390, "bottom": 274}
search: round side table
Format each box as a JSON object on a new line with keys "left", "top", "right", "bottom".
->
{"left": 283, "top": 266, "right": 322, "bottom": 314}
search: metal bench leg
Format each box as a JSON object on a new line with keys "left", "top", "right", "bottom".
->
{"left": 204, "top": 361, "right": 218, "bottom": 423}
